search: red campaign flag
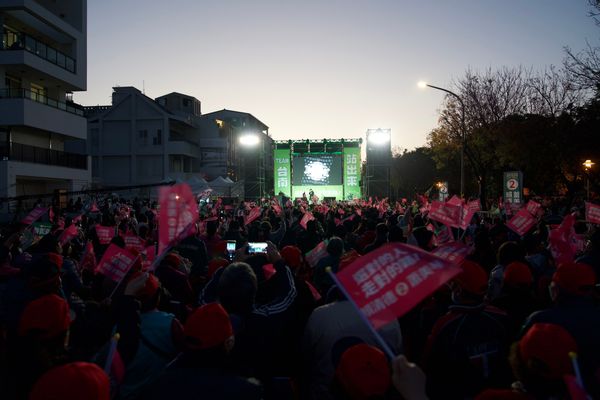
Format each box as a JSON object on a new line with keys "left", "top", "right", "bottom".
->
{"left": 272, "top": 203, "right": 283, "bottom": 216}
{"left": 467, "top": 199, "right": 481, "bottom": 213}
{"left": 339, "top": 208, "right": 346, "bottom": 215}
{"left": 59, "top": 224, "right": 79, "bottom": 246}
{"left": 21, "top": 207, "right": 48, "bottom": 225}
{"left": 305, "top": 240, "right": 329, "bottom": 268}
{"left": 525, "top": 200, "right": 542, "bottom": 216}
{"left": 459, "top": 207, "right": 476, "bottom": 230}
{"left": 142, "top": 245, "right": 156, "bottom": 271}
{"left": 90, "top": 201, "right": 100, "bottom": 213}
{"left": 79, "top": 241, "right": 97, "bottom": 272}
{"left": 447, "top": 195, "right": 463, "bottom": 206}
{"left": 124, "top": 232, "right": 145, "bottom": 252}
{"left": 506, "top": 208, "right": 537, "bottom": 236}
{"left": 428, "top": 201, "right": 462, "bottom": 227}
{"left": 433, "top": 224, "right": 454, "bottom": 246}
{"left": 585, "top": 202, "right": 600, "bottom": 224}
{"left": 72, "top": 213, "right": 83, "bottom": 224}
{"left": 245, "top": 207, "right": 262, "bottom": 225}
{"left": 336, "top": 243, "right": 461, "bottom": 329}
{"left": 159, "top": 184, "right": 199, "bottom": 254}
{"left": 300, "top": 212, "right": 315, "bottom": 230}
{"left": 432, "top": 242, "right": 473, "bottom": 265}
{"left": 548, "top": 214, "right": 577, "bottom": 266}
{"left": 95, "top": 244, "right": 137, "bottom": 283}
{"left": 95, "top": 225, "right": 114, "bottom": 245}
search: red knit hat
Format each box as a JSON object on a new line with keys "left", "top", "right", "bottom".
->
{"left": 334, "top": 343, "right": 391, "bottom": 400}
{"left": 503, "top": 262, "right": 533, "bottom": 287}
{"left": 128, "top": 271, "right": 160, "bottom": 300}
{"left": 19, "top": 294, "right": 71, "bottom": 340}
{"left": 207, "top": 257, "right": 230, "bottom": 278}
{"left": 455, "top": 260, "right": 488, "bottom": 295}
{"left": 280, "top": 246, "right": 302, "bottom": 269}
{"left": 519, "top": 323, "right": 577, "bottom": 380}
{"left": 184, "top": 303, "right": 233, "bottom": 350}
{"left": 29, "top": 362, "right": 110, "bottom": 400}
{"left": 552, "top": 262, "right": 596, "bottom": 296}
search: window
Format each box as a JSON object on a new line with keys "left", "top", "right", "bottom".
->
{"left": 30, "top": 82, "right": 47, "bottom": 102}
{"left": 5, "top": 75, "right": 21, "bottom": 96}
{"left": 138, "top": 129, "right": 148, "bottom": 146}
{"left": 153, "top": 129, "right": 162, "bottom": 145}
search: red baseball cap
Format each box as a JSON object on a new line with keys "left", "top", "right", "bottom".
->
{"left": 29, "top": 362, "right": 110, "bottom": 400}
{"left": 503, "top": 262, "right": 533, "bottom": 287}
{"left": 334, "top": 343, "right": 391, "bottom": 400}
{"left": 280, "top": 246, "right": 302, "bottom": 269}
{"left": 184, "top": 303, "right": 233, "bottom": 350}
{"left": 19, "top": 294, "right": 71, "bottom": 340}
{"left": 519, "top": 323, "right": 577, "bottom": 380}
{"left": 552, "top": 262, "right": 596, "bottom": 296}
{"left": 455, "top": 260, "right": 488, "bottom": 295}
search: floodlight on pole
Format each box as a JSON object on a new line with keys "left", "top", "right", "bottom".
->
{"left": 583, "top": 159, "right": 594, "bottom": 200}
{"left": 418, "top": 81, "right": 466, "bottom": 198}
{"left": 239, "top": 133, "right": 260, "bottom": 146}
{"left": 367, "top": 128, "right": 391, "bottom": 145}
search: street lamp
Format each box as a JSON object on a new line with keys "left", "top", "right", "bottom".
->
{"left": 583, "top": 159, "right": 594, "bottom": 200}
{"left": 418, "top": 81, "right": 466, "bottom": 199}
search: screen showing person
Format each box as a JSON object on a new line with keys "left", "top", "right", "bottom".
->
{"left": 292, "top": 154, "right": 342, "bottom": 186}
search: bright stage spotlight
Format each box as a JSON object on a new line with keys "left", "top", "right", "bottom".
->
{"left": 367, "top": 128, "right": 391, "bottom": 145}
{"left": 239, "top": 133, "right": 260, "bottom": 146}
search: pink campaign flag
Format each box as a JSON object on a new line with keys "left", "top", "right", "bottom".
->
{"left": 124, "top": 232, "right": 145, "bottom": 252}
{"left": 305, "top": 240, "right": 329, "bottom": 268}
{"left": 432, "top": 242, "right": 473, "bottom": 265}
{"left": 467, "top": 199, "right": 481, "bottom": 212}
{"left": 272, "top": 203, "right": 283, "bottom": 216}
{"left": 336, "top": 243, "right": 460, "bottom": 329}
{"left": 95, "top": 225, "right": 114, "bottom": 245}
{"left": 95, "top": 244, "right": 137, "bottom": 283}
{"left": 245, "top": 207, "right": 262, "bottom": 225}
{"left": 428, "top": 201, "right": 462, "bottom": 227}
{"left": 21, "top": 207, "right": 48, "bottom": 225}
{"left": 447, "top": 195, "right": 463, "bottom": 206}
{"left": 585, "top": 202, "right": 600, "bottom": 224}
{"left": 459, "top": 207, "right": 476, "bottom": 230}
{"left": 506, "top": 208, "right": 537, "bottom": 236}
{"left": 548, "top": 214, "right": 576, "bottom": 266}
{"left": 300, "top": 212, "right": 315, "bottom": 230}
{"left": 525, "top": 200, "right": 542, "bottom": 217}
{"left": 159, "top": 184, "right": 199, "bottom": 254}
{"left": 59, "top": 224, "right": 78, "bottom": 246}
{"left": 79, "top": 241, "right": 97, "bottom": 272}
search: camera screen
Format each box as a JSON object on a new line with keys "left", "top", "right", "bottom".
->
{"left": 248, "top": 242, "right": 268, "bottom": 254}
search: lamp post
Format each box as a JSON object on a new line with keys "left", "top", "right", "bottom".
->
{"left": 418, "top": 81, "right": 466, "bottom": 198}
{"left": 583, "top": 159, "right": 594, "bottom": 200}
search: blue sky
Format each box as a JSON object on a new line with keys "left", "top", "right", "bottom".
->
{"left": 78, "top": 0, "right": 599, "bottom": 150}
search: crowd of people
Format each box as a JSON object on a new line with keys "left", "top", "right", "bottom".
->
{"left": 0, "top": 192, "right": 598, "bottom": 399}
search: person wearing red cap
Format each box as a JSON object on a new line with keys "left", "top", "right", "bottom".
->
{"left": 476, "top": 323, "right": 580, "bottom": 399}
{"left": 29, "top": 361, "right": 110, "bottom": 400}
{"left": 491, "top": 262, "right": 539, "bottom": 338}
{"left": 119, "top": 272, "right": 184, "bottom": 400}
{"left": 155, "top": 251, "right": 194, "bottom": 304}
{"left": 139, "top": 302, "right": 262, "bottom": 400}
{"left": 423, "top": 260, "right": 512, "bottom": 399}
{"left": 331, "top": 341, "right": 392, "bottom": 400}
{"left": 522, "top": 262, "right": 600, "bottom": 397}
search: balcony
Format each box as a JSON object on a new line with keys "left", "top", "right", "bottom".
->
{"left": 1, "top": 30, "right": 76, "bottom": 73}
{"left": 0, "top": 88, "right": 84, "bottom": 116}
{"left": 0, "top": 142, "right": 87, "bottom": 170}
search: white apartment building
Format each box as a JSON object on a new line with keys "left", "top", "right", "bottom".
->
{"left": 0, "top": 0, "right": 89, "bottom": 211}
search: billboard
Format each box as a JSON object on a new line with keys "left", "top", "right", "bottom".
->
{"left": 343, "top": 147, "right": 361, "bottom": 200}
{"left": 274, "top": 148, "right": 291, "bottom": 196}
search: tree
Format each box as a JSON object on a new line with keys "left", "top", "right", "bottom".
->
{"left": 390, "top": 148, "right": 438, "bottom": 199}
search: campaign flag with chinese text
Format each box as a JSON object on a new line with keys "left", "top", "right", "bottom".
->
{"left": 432, "top": 242, "right": 473, "bottom": 266}
{"left": 305, "top": 240, "right": 329, "bottom": 268}
{"left": 59, "top": 224, "right": 78, "bottom": 246}
{"left": 506, "top": 208, "right": 537, "bottom": 236}
{"left": 525, "top": 200, "right": 542, "bottom": 217}
{"left": 245, "top": 207, "right": 262, "bottom": 225}
{"left": 585, "top": 202, "right": 600, "bottom": 224}
{"left": 124, "top": 232, "right": 145, "bottom": 252}
{"left": 336, "top": 243, "right": 460, "bottom": 329}
{"left": 428, "top": 201, "right": 462, "bottom": 227}
{"left": 95, "top": 244, "right": 137, "bottom": 283}
{"left": 22, "top": 207, "right": 48, "bottom": 225}
{"left": 95, "top": 225, "right": 114, "bottom": 245}
{"left": 159, "top": 184, "right": 199, "bottom": 254}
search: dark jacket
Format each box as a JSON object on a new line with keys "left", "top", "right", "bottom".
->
{"left": 423, "top": 303, "right": 513, "bottom": 399}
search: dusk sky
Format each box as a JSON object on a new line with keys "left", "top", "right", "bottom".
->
{"left": 78, "top": 1, "right": 599, "bottom": 151}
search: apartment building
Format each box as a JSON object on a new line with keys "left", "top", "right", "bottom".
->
{"left": 0, "top": 0, "right": 89, "bottom": 211}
